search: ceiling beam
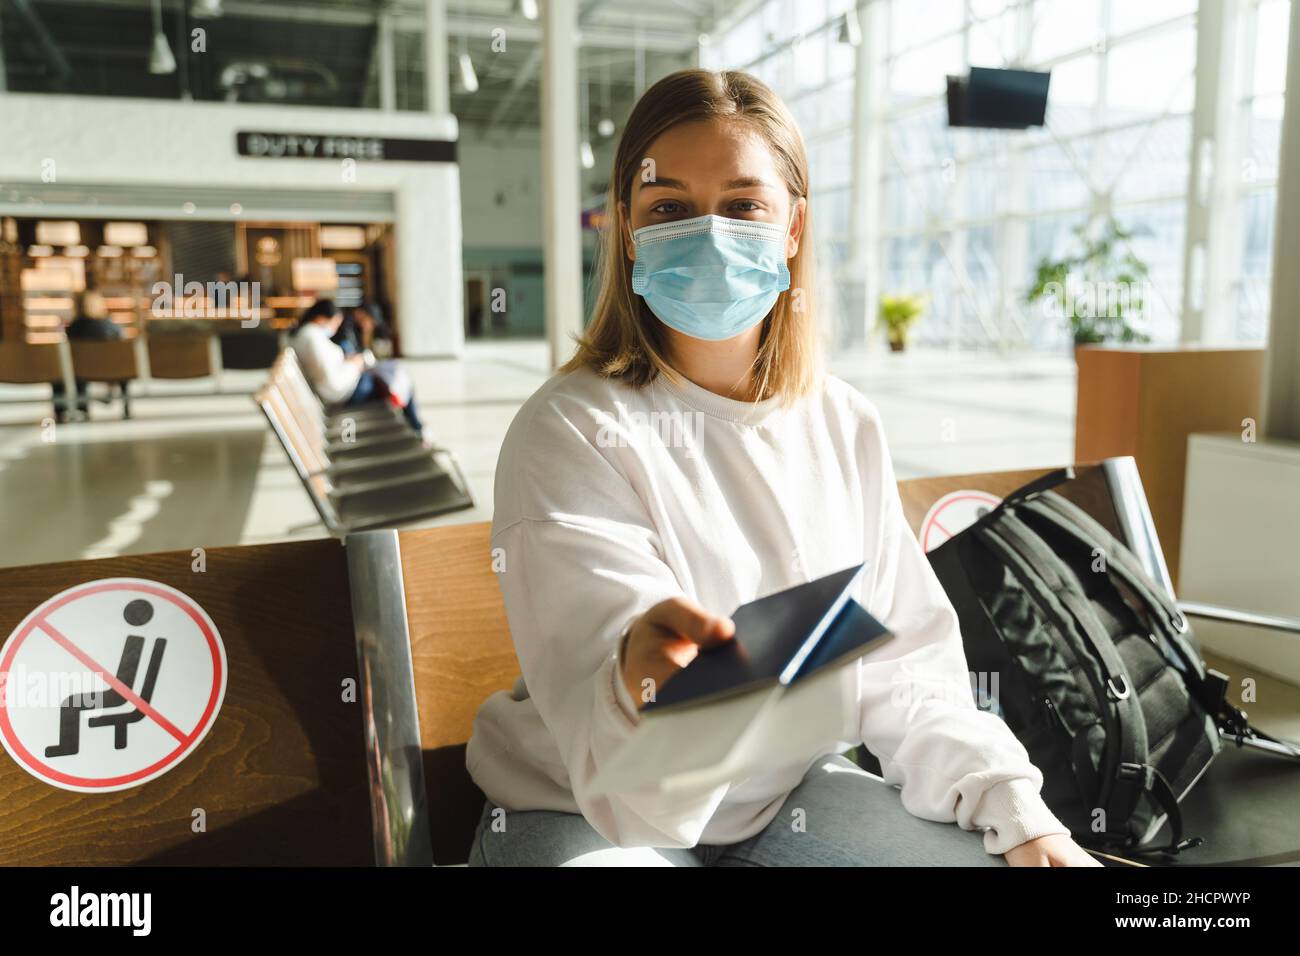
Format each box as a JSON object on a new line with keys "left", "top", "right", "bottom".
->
{"left": 8, "top": 0, "right": 74, "bottom": 84}
{"left": 22, "top": 0, "right": 701, "bottom": 51}
{"left": 485, "top": 45, "right": 542, "bottom": 128}
{"left": 483, "top": 0, "right": 634, "bottom": 131}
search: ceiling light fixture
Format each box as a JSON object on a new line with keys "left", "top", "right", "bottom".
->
{"left": 597, "top": 61, "right": 615, "bottom": 138}
{"left": 839, "top": 9, "right": 863, "bottom": 48}
{"left": 457, "top": 28, "right": 478, "bottom": 94}
{"left": 149, "top": 0, "right": 177, "bottom": 74}
{"left": 579, "top": 51, "right": 596, "bottom": 169}
{"left": 458, "top": 50, "right": 479, "bottom": 93}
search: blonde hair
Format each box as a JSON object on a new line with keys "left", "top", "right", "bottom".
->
{"left": 561, "top": 69, "right": 822, "bottom": 405}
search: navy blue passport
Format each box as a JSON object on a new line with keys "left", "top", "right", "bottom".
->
{"left": 643, "top": 564, "right": 893, "bottom": 712}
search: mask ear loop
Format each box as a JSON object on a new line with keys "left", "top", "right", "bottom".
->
{"left": 774, "top": 201, "right": 803, "bottom": 299}
{"left": 622, "top": 204, "right": 637, "bottom": 261}
{"left": 784, "top": 197, "right": 806, "bottom": 257}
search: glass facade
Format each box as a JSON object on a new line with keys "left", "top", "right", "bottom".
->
{"left": 704, "top": 0, "right": 1292, "bottom": 350}
{"left": 1236, "top": 0, "right": 1293, "bottom": 342}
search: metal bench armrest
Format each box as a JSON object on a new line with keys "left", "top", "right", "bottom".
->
{"left": 1178, "top": 601, "right": 1300, "bottom": 636}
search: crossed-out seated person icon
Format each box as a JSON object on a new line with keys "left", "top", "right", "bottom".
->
{"left": 45, "top": 599, "right": 168, "bottom": 759}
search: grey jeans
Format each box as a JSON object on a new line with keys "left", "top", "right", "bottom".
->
{"left": 468, "top": 754, "right": 1007, "bottom": 866}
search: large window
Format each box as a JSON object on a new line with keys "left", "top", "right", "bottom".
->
{"left": 1235, "top": 0, "right": 1293, "bottom": 341}
{"left": 704, "top": 0, "right": 1291, "bottom": 350}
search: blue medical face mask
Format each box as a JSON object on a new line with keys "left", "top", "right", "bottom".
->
{"left": 630, "top": 214, "right": 792, "bottom": 341}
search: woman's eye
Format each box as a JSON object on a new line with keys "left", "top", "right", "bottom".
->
{"left": 651, "top": 201, "right": 686, "bottom": 216}
{"left": 729, "top": 200, "right": 761, "bottom": 213}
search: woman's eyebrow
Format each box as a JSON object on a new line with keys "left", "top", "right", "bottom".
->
{"left": 637, "top": 175, "right": 775, "bottom": 191}
{"left": 638, "top": 176, "right": 688, "bottom": 191}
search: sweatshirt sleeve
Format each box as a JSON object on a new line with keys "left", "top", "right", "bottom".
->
{"left": 488, "top": 402, "right": 732, "bottom": 848}
{"left": 853, "top": 405, "right": 1072, "bottom": 856}
{"left": 294, "top": 327, "right": 360, "bottom": 403}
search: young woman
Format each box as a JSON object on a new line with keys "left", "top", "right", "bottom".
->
{"left": 290, "top": 298, "right": 425, "bottom": 436}
{"left": 466, "top": 69, "right": 1099, "bottom": 867}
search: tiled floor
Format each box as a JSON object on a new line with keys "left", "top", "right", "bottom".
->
{"left": 0, "top": 340, "right": 1077, "bottom": 568}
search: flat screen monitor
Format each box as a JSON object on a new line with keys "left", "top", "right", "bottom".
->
{"left": 947, "top": 66, "right": 1051, "bottom": 129}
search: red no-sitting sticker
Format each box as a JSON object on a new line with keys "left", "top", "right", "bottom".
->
{"left": 0, "top": 579, "right": 226, "bottom": 793}
{"left": 920, "top": 490, "right": 1004, "bottom": 553}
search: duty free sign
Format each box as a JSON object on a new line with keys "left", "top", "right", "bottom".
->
{"left": 236, "top": 131, "right": 457, "bottom": 163}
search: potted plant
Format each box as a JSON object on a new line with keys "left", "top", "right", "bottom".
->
{"left": 879, "top": 293, "right": 927, "bottom": 352}
{"left": 1025, "top": 217, "right": 1152, "bottom": 347}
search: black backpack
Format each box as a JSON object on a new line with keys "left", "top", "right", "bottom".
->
{"left": 927, "top": 468, "right": 1299, "bottom": 858}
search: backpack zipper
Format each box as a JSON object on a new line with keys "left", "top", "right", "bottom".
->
{"left": 1044, "top": 696, "right": 1072, "bottom": 738}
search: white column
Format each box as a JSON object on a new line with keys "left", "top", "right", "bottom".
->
{"left": 848, "top": 1, "right": 884, "bottom": 350}
{"left": 1261, "top": 0, "right": 1300, "bottom": 441}
{"left": 425, "top": 0, "right": 450, "bottom": 115}
{"left": 396, "top": 170, "right": 464, "bottom": 357}
{"left": 997, "top": 0, "right": 1034, "bottom": 350}
{"left": 1180, "top": 0, "right": 1239, "bottom": 344}
{"left": 0, "top": 10, "right": 8, "bottom": 94}
{"left": 540, "top": 0, "right": 585, "bottom": 368}
{"left": 379, "top": 11, "right": 397, "bottom": 112}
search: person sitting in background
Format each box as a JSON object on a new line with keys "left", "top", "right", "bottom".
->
{"left": 364, "top": 302, "right": 397, "bottom": 357}
{"left": 331, "top": 303, "right": 385, "bottom": 356}
{"left": 291, "top": 298, "right": 426, "bottom": 437}
{"left": 51, "top": 289, "right": 125, "bottom": 424}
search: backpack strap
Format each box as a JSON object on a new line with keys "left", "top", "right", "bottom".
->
{"left": 1001, "top": 467, "right": 1077, "bottom": 506}
{"left": 1116, "top": 764, "right": 1204, "bottom": 858}
{"left": 1023, "top": 494, "right": 1194, "bottom": 657}
{"left": 1021, "top": 495, "right": 1202, "bottom": 670}
{"left": 989, "top": 510, "right": 1201, "bottom": 855}
{"left": 1024, "top": 493, "right": 1300, "bottom": 762}
{"left": 976, "top": 513, "right": 1152, "bottom": 847}
{"left": 981, "top": 467, "right": 1077, "bottom": 523}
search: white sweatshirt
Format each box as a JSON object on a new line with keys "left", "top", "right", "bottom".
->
{"left": 466, "top": 364, "right": 1072, "bottom": 856}
{"left": 290, "top": 321, "right": 360, "bottom": 404}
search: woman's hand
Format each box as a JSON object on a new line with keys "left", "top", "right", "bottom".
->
{"left": 1004, "top": 833, "right": 1104, "bottom": 867}
{"left": 620, "top": 597, "right": 735, "bottom": 708}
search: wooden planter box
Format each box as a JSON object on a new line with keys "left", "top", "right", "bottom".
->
{"left": 1074, "top": 344, "right": 1264, "bottom": 585}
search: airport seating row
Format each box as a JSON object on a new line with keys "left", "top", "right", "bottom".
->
{"left": 0, "top": 460, "right": 1296, "bottom": 867}
{"left": 0, "top": 335, "right": 215, "bottom": 419}
{"left": 254, "top": 349, "right": 474, "bottom": 535}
